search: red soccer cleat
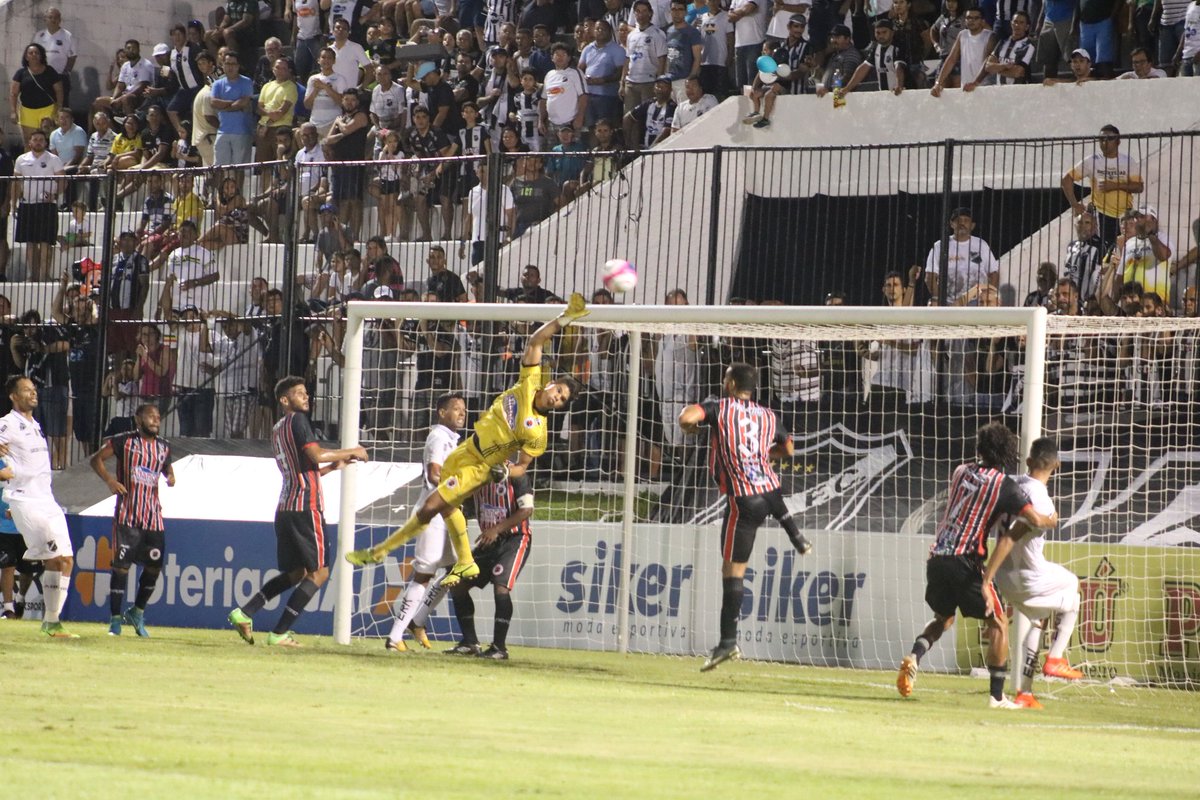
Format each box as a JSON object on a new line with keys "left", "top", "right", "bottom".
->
{"left": 1042, "top": 657, "right": 1083, "bottom": 680}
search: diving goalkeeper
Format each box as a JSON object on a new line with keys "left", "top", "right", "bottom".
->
{"left": 346, "top": 293, "right": 588, "bottom": 585}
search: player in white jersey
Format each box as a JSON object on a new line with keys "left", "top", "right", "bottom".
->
{"left": 385, "top": 393, "right": 468, "bottom": 651}
{"left": 983, "top": 437, "right": 1083, "bottom": 709}
{"left": 0, "top": 376, "right": 77, "bottom": 637}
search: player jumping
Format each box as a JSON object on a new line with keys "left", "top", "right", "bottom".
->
{"left": 897, "top": 421, "right": 1058, "bottom": 708}
{"left": 89, "top": 404, "right": 176, "bottom": 637}
{"left": 982, "top": 437, "right": 1083, "bottom": 708}
{"left": 679, "top": 362, "right": 814, "bottom": 673}
{"left": 345, "top": 293, "right": 588, "bottom": 586}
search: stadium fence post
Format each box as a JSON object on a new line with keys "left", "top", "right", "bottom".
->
{"left": 705, "top": 147, "right": 722, "bottom": 306}
{"left": 937, "top": 138, "right": 954, "bottom": 308}
{"left": 333, "top": 303, "right": 367, "bottom": 645}
{"left": 92, "top": 170, "right": 119, "bottom": 452}
{"left": 617, "top": 330, "right": 643, "bottom": 654}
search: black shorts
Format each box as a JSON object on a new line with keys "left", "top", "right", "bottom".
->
{"left": 0, "top": 532, "right": 27, "bottom": 568}
{"left": 111, "top": 524, "right": 166, "bottom": 570}
{"left": 275, "top": 509, "right": 328, "bottom": 573}
{"left": 925, "top": 554, "right": 998, "bottom": 620}
{"left": 719, "top": 489, "right": 788, "bottom": 563}
{"left": 377, "top": 177, "right": 402, "bottom": 196}
{"left": 14, "top": 202, "right": 57, "bottom": 244}
{"left": 467, "top": 532, "right": 531, "bottom": 591}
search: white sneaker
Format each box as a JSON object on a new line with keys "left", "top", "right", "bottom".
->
{"left": 741, "top": 112, "right": 762, "bottom": 125}
{"left": 989, "top": 695, "right": 1022, "bottom": 709}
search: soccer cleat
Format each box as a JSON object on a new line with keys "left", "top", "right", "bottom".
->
{"left": 345, "top": 547, "right": 385, "bottom": 566}
{"left": 1014, "top": 692, "right": 1044, "bottom": 709}
{"left": 2, "top": 609, "right": 16, "bottom": 620}
{"left": 14, "top": 600, "right": 25, "bottom": 619}
{"left": 742, "top": 111, "right": 762, "bottom": 124}
{"left": 989, "top": 695, "right": 1022, "bottom": 709}
{"left": 753, "top": 117, "right": 772, "bottom": 129}
{"left": 267, "top": 631, "right": 302, "bottom": 648}
{"left": 479, "top": 645, "right": 510, "bottom": 661}
{"left": 108, "top": 615, "right": 123, "bottom": 636}
{"left": 444, "top": 642, "right": 482, "bottom": 656}
{"left": 1042, "top": 657, "right": 1083, "bottom": 680}
{"left": 896, "top": 654, "right": 918, "bottom": 698}
{"left": 228, "top": 608, "right": 255, "bottom": 645}
{"left": 385, "top": 638, "right": 408, "bottom": 653}
{"left": 700, "top": 642, "right": 741, "bottom": 672}
{"left": 440, "top": 560, "right": 480, "bottom": 588}
{"left": 41, "top": 622, "right": 79, "bottom": 639}
{"left": 123, "top": 607, "right": 150, "bottom": 638}
{"left": 408, "top": 624, "right": 432, "bottom": 649}
{"left": 790, "top": 533, "right": 814, "bottom": 555}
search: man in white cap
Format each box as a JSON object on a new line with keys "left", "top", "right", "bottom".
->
{"left": 1043, "top": 47, "right": 1094, "bottom": 85}
{"left": 1117, "top": 206, "right": 1174, "bottom": 306}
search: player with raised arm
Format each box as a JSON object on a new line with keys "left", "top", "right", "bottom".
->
{"left": 384, "top": 392, "right": 468, "bottom": 653}
{"left": 227, "top": 376, "right": 368, "bottom": 647}
{"left": 679, "top": 362, "right": 814, "bottom": 673}
{"left": 443, "top": 462, "right": 536, "bottom": 660}
{"left": 345, "top": 294, "right": 588, "bottom": 587}
{"left": 982, "top": 437, "right": 1083, "bottom": 709}
{"left": 0, "top": 376, "right": 77, "bottom": 637}
{"left": 89, "top": 404, "right": 175, "bottom": 637}
{"left": 897, "top": 421, "right": 1058, "bottom": 708}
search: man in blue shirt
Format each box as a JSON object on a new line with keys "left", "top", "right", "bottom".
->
{"left": 665, "top": 0, "right": 704, "bottom": 103}
{"left": 579, "top": 20, "right": 627, "bottom": 127}
{"left": 210, "top": 51, "right": 256, "bottom": 167}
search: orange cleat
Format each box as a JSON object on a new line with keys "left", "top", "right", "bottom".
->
{"left": 1014, "top": 692, "right": 1044, "bottom": 709}
{"left": 896, "top": 654, "right": 918, "bottom": 698}
{"left": 1042, "top": 657, "right": 1083, "bottom": 680}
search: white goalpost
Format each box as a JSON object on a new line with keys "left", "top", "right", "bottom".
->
{"left": 330, "top": 300, "right": 1200, "bottom": 688}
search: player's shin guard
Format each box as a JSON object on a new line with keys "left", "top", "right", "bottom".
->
{"left": 988, "top": 665, "right": 1008, "bottom": 702}
{"left": 388, "top": 579, "right": 428, "bottom": 644}
{"left": 41, "top": 571, "right": 62, "bottom": 624}
{"left": 452, "top": 585, "right": 478, "bottom": 646}
{"left": 273, "top": 578, "right": 319, "bottom": 634}
{"left": 719, "top": 576, "right": 745, "bottom": 645}
{"left": 444, "top": 509, "right": 472, "bottom": 563}
{"left": 135, "top": 569, "right": 158, "bottom": 610}
{"left": 1049, "top": 592, "right": 1080, "bottom": 660}
{"left": 1015, "top": 611, "right": 1040, "bottom": 693}
{"left": 413, "top": 577, "right": 450, "bottom": 628}
{"left": 109, "top": 571, "right": 128, "bottom": 616}
{"left": 242, "top": 572, "right": 298, "bottom": 616}
{"left": 493, "top": 590, "right": 513, "bottom": 650}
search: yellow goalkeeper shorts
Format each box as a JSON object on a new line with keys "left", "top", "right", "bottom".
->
{"left": 435, "top": 440, "right": 492, "bottom": 508}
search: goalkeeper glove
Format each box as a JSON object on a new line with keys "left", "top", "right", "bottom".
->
{"left": 489, "top": 463, "right": 510, "bottom": 484}
{"left": 560, "top": 292, "right": 590, "bottom": 325}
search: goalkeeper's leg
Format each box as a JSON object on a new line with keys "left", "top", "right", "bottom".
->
{"left": 345, "top": 504, "right": 436, "bottom": 565}
{"left": 440, "top": 508, "right": 479, "bottom": 587}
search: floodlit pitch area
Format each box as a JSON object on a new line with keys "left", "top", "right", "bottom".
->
{"left": 3, "top": 625, "right": 1198, "bottom": 798}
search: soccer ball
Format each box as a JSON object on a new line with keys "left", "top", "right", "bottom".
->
{"left": 601, "top": 259, "right": 638, "bottom": 293}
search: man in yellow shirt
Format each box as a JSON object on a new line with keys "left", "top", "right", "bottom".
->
{"left": 1061, "top": 124, "right": 1144, "bottom": 255}
{"left": 347, "top": 293, "right": 588, "bottom": 585}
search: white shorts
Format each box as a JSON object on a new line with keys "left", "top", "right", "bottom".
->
{"left": 997, "top": 562, "right": 1079, "bottom": 617}
{"left": 7, "top": 498, "right": 73, "bottom": 560}
{"left": 411, "top": 515, "right": 454, "bottom": 575}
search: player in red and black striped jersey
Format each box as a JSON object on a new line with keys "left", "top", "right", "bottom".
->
{"left": 226, "top": 376, "right": 368, "bottom": 648}
{"left": 89, "top": 403, "right": 175, "bottom": 637}
{"left": 896, "top": 421, "right": 1058, "bottom": 707}
{"left": 679, "top": 362, "right": 814, "bottom": 673}
{"left": 444, "top": 468, "right": 535, "bottom": 660}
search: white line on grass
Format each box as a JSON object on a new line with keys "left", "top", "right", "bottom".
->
{"left": 783, "top": 701, "right": 841, "bottom": 713}
{"left": 986, "top": 722, "right": 1200, "bottom": 734}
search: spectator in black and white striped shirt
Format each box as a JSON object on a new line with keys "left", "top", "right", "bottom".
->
{"left": 976, "top": 10, "right": 1035, "bottom": 86}
{"left": 843, "top": 19, "right": 908, "bottom": 95}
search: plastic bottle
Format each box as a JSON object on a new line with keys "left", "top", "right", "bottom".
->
{"left": 832, "top": 69, "right": 846, "bottom": 109}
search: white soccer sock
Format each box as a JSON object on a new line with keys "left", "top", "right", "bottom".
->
{"left": 1049, "top": 594, "right": 1080, "bottom": 660}
{"left": 41, "top": 571, "right": 61, "bottom": 624}
{"left": 411, "top": 577, "right": 450, "bottom": 628}
{"left": 2, "top": 601, "right": 13, "bottom": 613}
{"left": 1017, "top": 612, "right": 1041, "bottom": 693}
{"left": 57, "top": 575, "right": 71, "bottom": 617}
{"left": 387, "top": 580, "right": 429, "bottom": 643}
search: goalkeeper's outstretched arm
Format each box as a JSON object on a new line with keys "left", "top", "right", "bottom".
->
{"left": 522, "top": 293, "right": 588, "bottom": 367}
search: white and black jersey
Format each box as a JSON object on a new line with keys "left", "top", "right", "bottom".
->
{"left": 170, "top": 44, "right": 205, "bottom": 91}
{"left": 512, "top": 87, "right": 544, "bottom": 150}
{"left": 771, "top": 39, "right": 811, "bottom": 95}
{"left": 1063, "top": 234, "right": 1104, "bottom": 302}
{"left": 458, "top": 124, "right": 488, "bottom": 178}
{"left": 631, "top": 99, "right": 676, "bottom": 148}
{"left": 862, "top": 41, "right": 906, "bottom": 91}
{"left": 484, "top": 0, "right": 518, "bottom": 45}
{"left": 481, "top": 70, "right": 512, "bottom": 135}
{"left": 994, "top": 0, "right": 1036, "bottom": 26}
{"left": 991, "top": 35, "right": 1035, "bottom": 85}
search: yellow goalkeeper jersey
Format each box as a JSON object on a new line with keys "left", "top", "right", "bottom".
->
{"left": 471, "top": 363, "right": 548, "bottom": 466}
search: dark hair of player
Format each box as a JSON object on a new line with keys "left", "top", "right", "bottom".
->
{"left": 975, "top": 421, "right": 1019, "bottom": 471}
{"left": 274, "top": 375, "right": 306, "bottom": 401}
{"left": 134, "top": 403, "right": 159, "bottom": 419}
{"left": 550, "top": 375, "right": 583, "bottom": 407}
{"left": 1028, "top": 437, "right": 1058, "bottom": 470}
{"left": 435, "top": 392, "right": 465, "bottom": 412}
{"left": 726, "top": 362, "right": 758, "bottom": 395}
{"left": 5, "top": 374, "right": 29, "bottom": 396}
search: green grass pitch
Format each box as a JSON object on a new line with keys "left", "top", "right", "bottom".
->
{"left": 3, "top": 623, "right": 1198, "bottom": 799}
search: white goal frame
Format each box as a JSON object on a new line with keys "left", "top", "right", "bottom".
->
{"left": 332, "top": 302, "right": 1048, "bottom": 646}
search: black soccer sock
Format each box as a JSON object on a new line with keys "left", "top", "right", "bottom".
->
{"left": 135, "top": 569, "right": 159, "bottom": 610}
{"left": 492, "top": 590, "right": 513, "bottom": 650}
{"left": 988, "top": 665, "right": 1008, "bottom": 701}
{"left": 453, "top": 587, "right": 477, "bottom": 646}
{"left": 242, "top": 572, "right": 298, "bottom": 616}
{"left": 109, "top": 571, "right": 127, "bottom": 616}
{"left": 719, "top": 576, "right": 745, "bottom": 646}
{"left": 273, "top": 578, "right": 320, "bottom": 635}
{"left": 775, "top": 511, "right": 809, "bottom": 551}
{"left": 911, "top": 636, "right": 931, "bottom": 664}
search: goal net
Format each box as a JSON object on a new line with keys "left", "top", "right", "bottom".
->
{"left": 332, "top": 301, "right": 1199, "bottom": 688}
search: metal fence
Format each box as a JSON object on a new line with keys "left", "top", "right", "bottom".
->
{"left": 1, "top": 130, "right": 1197, "bottom": 462}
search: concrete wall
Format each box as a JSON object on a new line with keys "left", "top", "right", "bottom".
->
{"left": 1, "top": 0, "right": 203, "bottom": 147}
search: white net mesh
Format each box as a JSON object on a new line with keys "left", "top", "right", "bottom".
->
{"left": 339, "top": 303, "right": 1199, "bottom": 687}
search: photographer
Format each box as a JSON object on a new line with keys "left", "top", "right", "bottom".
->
{"left": 52, "top": 272, "right": 101, "bottom": 449}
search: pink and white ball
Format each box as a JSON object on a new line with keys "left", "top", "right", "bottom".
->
{"left": 601, "top": 259, "right": 638, "bottom": 293}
